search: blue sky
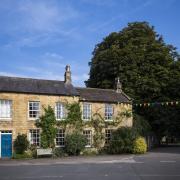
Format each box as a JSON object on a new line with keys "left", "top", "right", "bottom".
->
{"left": 0, "top": 0, "right": 180, "bottom": 86}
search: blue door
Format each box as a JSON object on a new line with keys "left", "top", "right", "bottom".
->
{"left": 1, "top": 134, "right": 12, "bottom": 158}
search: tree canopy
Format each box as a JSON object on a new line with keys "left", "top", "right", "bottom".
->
{"left": 86, "top": 22, "right": 180, "bottom": 140}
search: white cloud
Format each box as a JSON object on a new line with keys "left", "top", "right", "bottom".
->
{"left": 42, "top": 52, "right": 66, "bottom": 69}
{"left": 0, "top": 61, "right": 88, "bottom": 86}
{"left": 18, "top": 1, "right": 79, "bottom": 33}
{"left": 18, "top": 66, "right": 42, "bottom": 73}
{"left": 35, "top": 71, "right": 64, "bottom": 81}
{"left": 1, "top": 0, "right": 80, "bottom": 48}
{"left": 3, "top": 28, "right": 79, "bottom": 48}
{"left": 0, "top": 71, "right": 27, "bottom": 78}
{"left": 0, "top": 70, "right": 64, "bottom": 82}
{"left": 44, "top": 52, "right": 63, "bottom": 60}
{"left": 81, "top": 0, "right": 116, "bottom": 6}
{"left": 87, "top": 0, "right": 152, "bottom": 32}
{"left": 72, "top": 73, "right": 89, "bottom": 82}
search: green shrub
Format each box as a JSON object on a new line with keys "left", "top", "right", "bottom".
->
{"left": 65, "top": 132, "right": 86, "bottom": 155}
{"left": 53, "top": 147, "right": 65, "bottom": 157}
{"left": 81, "top": 148, "right": 98, "bottom": 156}
{"left": 29, "top": 144, "right": 38, "bottom": 158}
{"left": 14, "top": 134, "right": 29, "bottom": 154}
{"left": 98, "top": 147, "right": 109, "bottom": 155}
{"left": 108, "top": 127, "right": 138, "bottom": 154}
{"left": 12, "top": 152, "right": 32, "bottom": 159}
{"left": 132, "top": 136, "right": 147, "bottom": 154}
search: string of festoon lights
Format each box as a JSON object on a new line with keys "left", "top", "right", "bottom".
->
{"left": 133, "top": 101, "right": 179, "bottom": 107}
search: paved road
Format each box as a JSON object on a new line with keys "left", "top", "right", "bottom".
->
{"left": 0, "top": 147, "right": 180, "bottom": 180}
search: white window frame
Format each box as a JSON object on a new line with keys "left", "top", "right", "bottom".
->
{"left": 105, "top": 129, "right": 112, "bottom": 145}
{"left": 29, "top": 129, "right": 40, "bottom": 147}
{"left": 82, "top": 103, "right": 91, "bottom": 121}
{"left": 83, "top": 130, "right": 92, "bottom": 147}
{"left": 55, "top": 102, "right": 67, "bottom": 121}
{"left": 105, "top": 104, "right": 113, "bottom": 121}
{"left": 0, "top": 99, "right": 12, "bottom": 120}
{"left": 56, "top": 129, "right": 65, "bottom": 147}
{"left": 28, "top": 101, "right": 40, "bottom": 120}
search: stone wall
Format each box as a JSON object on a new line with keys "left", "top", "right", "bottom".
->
{"left": 0, "top": 92, "right": 133, "bottom": 147}
{"left": 0, "top": 92, "right": 79, "bottom": 141}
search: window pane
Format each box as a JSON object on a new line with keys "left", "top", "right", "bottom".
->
{"left": 0, "top": 99, "right": 12, "bottom": 118}
{"left": 83, "top": 103, "right": 91, "bottom": 120}
{"left": 55, "top": 103, "right": 67, "bottom": 120}
{"left": 105, "top": 104, "right": 113, "bottom": 120}
{"left": 29, "top": 129, "right": 40, "bottom": 146}
{"left": 29, "top": 101, "right": 40, "bottom": 118}
{"left": 105, "top": 129, "right": 112, "bottom": 145}
{"left": 56, "top": 129, "right": 65, "bottom": 146}
{"left": 83, "top": 130, "right": 92, "bottom": 147}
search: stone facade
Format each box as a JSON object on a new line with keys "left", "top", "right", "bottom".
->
{"left": 0, "top": 92, "right": 79, "bottom": 141}
{"left": 0, "top": 92, "right": 132, "bottom": 149}
{"left": 0, "top": 65, "right": 133, "bottom": 156}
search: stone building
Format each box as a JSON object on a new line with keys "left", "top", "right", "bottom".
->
{"left": 0, "top": 65, "right": 132, "bottom": 158}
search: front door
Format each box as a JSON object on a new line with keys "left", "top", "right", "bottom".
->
{"left": 1, "top": 133, "right": 12, "bottom": 158}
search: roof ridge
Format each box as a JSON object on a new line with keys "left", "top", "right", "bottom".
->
{"left": 0, "top": 75, "right": 64, "bottom": 83}
{"left": 0, "top": 75, "right": 79, "bottom": 96}
{"left": 76, "top": 87, "right": 114, "bottom": 92}
{"left": 121, "top": 91, "right": 132, "bottom": 100}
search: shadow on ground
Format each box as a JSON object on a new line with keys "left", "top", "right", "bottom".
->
{"left": 149, "top": 145, "right": 180, "bottom": 154}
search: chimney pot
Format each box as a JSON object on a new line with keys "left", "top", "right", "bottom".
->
{"left": 64, "top": 65, "right": 72, "bottom": 84}
{"left": 115, "top": 77, "right": 122, "bottom": 93}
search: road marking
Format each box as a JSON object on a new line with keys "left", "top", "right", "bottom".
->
{"left": 160, "top": 160, "right": 176, "bottom": 163}
{"left": 0, "top": 175, "right": 64, "bottom": 179}
{"left": 2, "top": 174, "right": 180, "bottom": 179}
{"left": 140, "top": 174, "right": 180, "bottom": 177}
{"left": 0, "top": 157, "right": 144, "bottom": 166}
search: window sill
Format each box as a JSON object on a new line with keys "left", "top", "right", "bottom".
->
{"left": 55, "top": 145, "right": 65, "bottom": 148}
{"left": 85, "top": 145, "right": 92, "bottom": 148}
{"left": 83, "top": 119, "right": 91, "bottom": 121}
{"left": 28, "top": 118, "right": 38, "bottom": 121}
{"left": 0, "top": 118, "right": 12, "bottom": 121}
{"left": 104, "top": 119, "right": 113, "bottom": 122}
{"left": 56, "top": 119, "right": 66, "bottom": 121}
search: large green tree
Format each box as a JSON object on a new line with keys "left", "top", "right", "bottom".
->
{"left": 86, "top": 22, "right": 180, "bottom": 140}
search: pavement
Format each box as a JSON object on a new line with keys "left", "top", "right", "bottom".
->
{"left": 0, "top": 146, "right": 180, "bottom": 180}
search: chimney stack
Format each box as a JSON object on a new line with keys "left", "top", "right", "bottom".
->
{"left": 116, "top": 77, "right": 122, "bottom": 93}
{"left": 64, "top": 65, "right": 71, "bottom": 84}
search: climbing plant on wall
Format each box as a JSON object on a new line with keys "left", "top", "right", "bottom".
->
{"left": 57, "top": 102, "right": 83, "bottom": 132}
{"left": 35, "top": 106, "right": 57, "bottom": 148}
{"left": 56, "top": 102, "right": 132, "bottom": 150}
{"left": 87, "top": 106, "right": 132, "bottom": 150}
{"left": 90, "top": 112, "right": 105, "bottom": 150}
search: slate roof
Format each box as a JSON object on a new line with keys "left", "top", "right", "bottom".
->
{"left": 0, "top": 76, "right": 79, "bottom": 96}
{"left": 76, "top": 87, "right": 131, "bottom": 103}
{"left": 0, "top": 76, "right": 131, "bottom": 103}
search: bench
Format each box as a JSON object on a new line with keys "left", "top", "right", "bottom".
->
{"left": 37, "top": 148, "right": 53, "bottom": 157}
